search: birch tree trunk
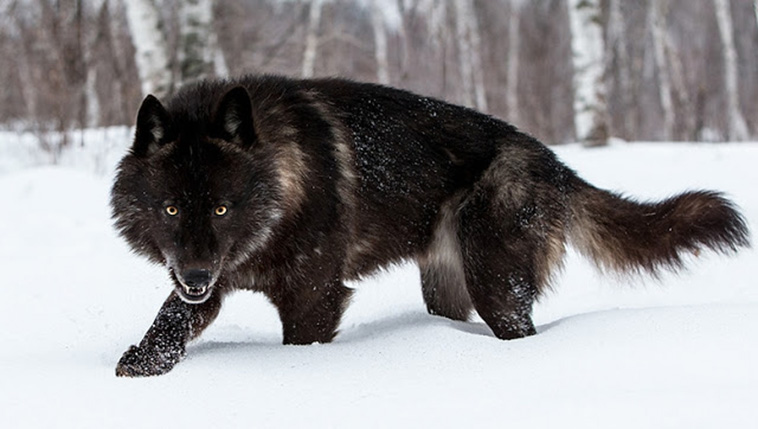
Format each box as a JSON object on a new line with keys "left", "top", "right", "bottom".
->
{"left": 454, "top": 0, "right": 474, "bottom": 108}
{"left": 505, "top": 0, "right": 523, "bottom": 125}
{"left": 8, "top": 6, "right": 39, "bottom": 126}
{"left": 466, "top": 1, "right": 486, "bottom": 113}
{"left": 666, "top": 25, "right": 693, "bottom": 140}
{"left": 567, "top": 0, "right": 609, "bottom": 146}
{"left": 302, "top": 0, "right": 323, "bottom": 78}
{"left": 103, "top": 0, "right": 132, "bottom": 125}
{"left": 178, "top": 0, "right": 216, "bottom": 84}
{"left": 17, "top": 48, "right": 38, "bottom": 126}
{"left": 123, "top": 0, "right": 172, "bottom": 98}
{"left": 371, "top": 0, "right": 390, "bottom": 84}
{"left": 606, "top": 0, "right": 629, "bottom": 138}
{"left": 83, "top": 60, "right": 100, "bottom": 128}
{"left": 453, "top": 0, "right": 487, "bottom": 112}
{"left": 649, "top": 0, "right": 674, "bottom": 140}
{"left": 213, "top": 36, "right": 229, "bottom": 78}
{"left": 395, "top": 0, "right": 410, "bottom": 81}
{"left": 714, "top": 0, "right": 749, "bottom": 141}
{"left": 82, "top": 0, "right": 106, "bottom": 128}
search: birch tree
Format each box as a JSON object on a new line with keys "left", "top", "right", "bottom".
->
{"left": 213, "top": 34, "right": 229, "bottom": 78}
{"left": 6, "top": 2, "right": 39, "bottom": 125}
{"left": 606, "top": 0, "right": 629, "bottom": 137}
{"left": 505, "top": 0, "right": 522, "bottom": 125}
{"left": 302, "top": 0, "right": 323, "bottom": 78}
{"left": 567, "top": 0, "right": 609, "bottom": 145}
{"left": 371, "top": 0, "right": 390, "bottom": 84}
{"left": 714, "top": 0, "right": 749, "bottom": 140}
{"left": 80, "top": 0, "right": 108, "bottom": 128}
{"left": 123, "top": 0, "right": 171, "bottom": 98}
{"left": 665, "top": 15, "right": 692, "bottom": 140}
{"left": 102, "top": 0, "right": 133, "bottom": 125}
{"left": 82, "top": 36, "right": 100, "bottom": 128}
{"left": 649, "top": 0, "right": 674, "bottom": 140}
{"left": 453, "top": 0, "right": 487, "bottom": 112}
{"left": 178, "top": 0, "right": 217, "bottom": 84}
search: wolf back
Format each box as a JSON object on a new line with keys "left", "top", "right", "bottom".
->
{"left": 111, "top": 75, "right": 750, "bottom": 376}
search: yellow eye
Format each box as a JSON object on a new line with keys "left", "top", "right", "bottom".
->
{"left": 165, "top": 206, "right": 179, "bottom": 216}
{"left": 214, "top": 205, "right": 228, "bottom": 216}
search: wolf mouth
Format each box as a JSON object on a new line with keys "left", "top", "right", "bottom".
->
{"left": 176, "top": 274, "right": 215, "bottom": 304}
{"left": 169, "top": 266, "right": 217, "bottom": 304}
{"left": 183, "top": 284, "right": 207, "bottom": 296}
{"left": 176, "top": 281, "right": 214, "bottom": 304}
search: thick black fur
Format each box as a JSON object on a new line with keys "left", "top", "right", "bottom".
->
{"left": 111, "top": 75, "right": 750, "bottom": 376}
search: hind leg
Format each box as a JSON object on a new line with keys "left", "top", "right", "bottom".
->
{"left": 418, "top": 197, "right": 474, "bottom": 321}
{"left": 457, "top": 191, "right": 545, "bottom": 340}
{"left": 419, "top": 262, "right": 473, "bottom": 321}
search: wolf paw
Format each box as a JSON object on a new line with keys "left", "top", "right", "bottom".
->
{"left": 115, "top": 344, "right": 185, "bottom": 377}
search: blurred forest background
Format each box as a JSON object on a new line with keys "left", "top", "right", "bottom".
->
{"left": 1, "top": 0, "right": 757, "bottom": 147}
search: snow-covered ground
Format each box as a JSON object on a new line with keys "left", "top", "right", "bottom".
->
{"left": 0, "top": 131, "right": 756, "bottom": 428}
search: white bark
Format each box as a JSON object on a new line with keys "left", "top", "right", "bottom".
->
{"left": 666, "top": 24, "right": 692, "bottom": 138}
{"left": 467, "top": 1, "right": 486, "bottom": 112}
{"left": 649, "top": 0, "right": 674, "bottom": 140}
{"left": 83, "top": 65, "right": 100, "bottom": 128}
{"left": 82, "top": 0, "right": 106, "bottom": 128}
{"left": 123, "top": 0, "right": 172, "bottom": 98}
{"left": 104, "top": 0, "right": 130, "bottom": 124}
{"left": 453, "top": 0, "right": 487, "bottom": 112}
{"left": 17, "top": 43, "right": 38, "bottom": 124}
{"left": 715, "top": 0, "right": 749, "bottom": 140}
{"left": 505, "top": 0, "right": 522, "bottom": 124}
{"left": 607, "top": 0, "right": 630, "bottom": 136}
{"left": 302, "top": 0, "right": 323, "bottom": 78}
{"left": 567, "top": 0, "right": 609, "bottom": 145}
{"left": 454, "top": 0, "right": 473, "bottom": 108}
{"left": 7, "top": 6, "right": 39, "bottom": 124}
{"left": 395, "top": 0, "right": 411, "bottom": 78}
{"left": 371, "top": 0, "right": 390, "bottom": 84}
{"left": 178, "top": 0, "right": 216, "bottom": 83}
{"left": 213, "top": 36, "right": 229, "bottom": 78}
{"left": 429, "top": 0, "right": 447, "bottom": 45}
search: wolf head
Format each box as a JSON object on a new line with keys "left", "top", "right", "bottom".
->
{"left": 111, "top": 86, "right": 282, "bottom": 304}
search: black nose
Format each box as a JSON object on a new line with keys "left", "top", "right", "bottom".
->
{"left": 181, "top": 269, "right": 213, "bottom": 288}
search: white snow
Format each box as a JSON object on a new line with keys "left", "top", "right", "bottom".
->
{"left": 0, "top": 131, "right": 756, "bottom": 428}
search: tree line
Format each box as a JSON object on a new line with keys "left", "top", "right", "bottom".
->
{"left": 1, "top": 0, "right": 757, "bottom": 146}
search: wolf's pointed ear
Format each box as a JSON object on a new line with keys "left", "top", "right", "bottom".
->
{"left": 213, "top": 86, "right": 257, "bottom": 148}
{"left": 133, "top": 94, "right": 174, "bottom": 157}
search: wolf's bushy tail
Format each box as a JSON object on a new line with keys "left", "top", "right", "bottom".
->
{"left": 568, "top": 184, "right": 750, "bottom": 276}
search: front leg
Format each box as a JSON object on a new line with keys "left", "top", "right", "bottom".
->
{"left": 271, "top": 277, "right": 353, "bottom": 345}
{"left": 116, "top": 289, "right": 223, "bottom": 377}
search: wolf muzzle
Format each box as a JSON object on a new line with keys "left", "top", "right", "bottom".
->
{"left": 176, "top": 269, "right": 215, "bottom": 304}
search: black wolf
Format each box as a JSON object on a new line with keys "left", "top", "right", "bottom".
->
{"left": 111, "top": 75, "right": 749, "bottom": 376}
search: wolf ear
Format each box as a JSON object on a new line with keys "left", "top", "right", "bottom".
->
{"left": 213, "top": 86, "right": 257, "bottom": 148}
{"left": 133, "top": 94, "right": 174, "bottom": 158}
